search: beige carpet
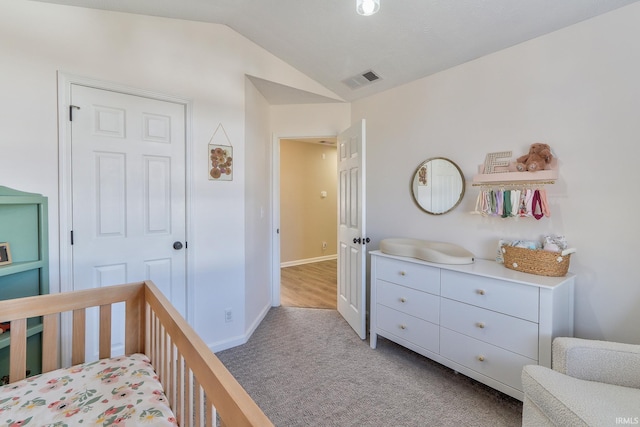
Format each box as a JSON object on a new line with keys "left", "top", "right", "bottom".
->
{"left": 216, "top": 307, "right": 522, "bottom": 427}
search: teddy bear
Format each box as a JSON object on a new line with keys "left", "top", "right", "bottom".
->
{"left": 516, "top": 143, "right": 553, "bottom": 172}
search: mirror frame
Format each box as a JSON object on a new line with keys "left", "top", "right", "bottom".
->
{"left": 410, "top": 157, "right": 466, "bottom": 215}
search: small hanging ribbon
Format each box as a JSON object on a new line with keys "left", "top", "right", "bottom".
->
{"left": 532, "top": 190, "right": 544, "bottom": 220}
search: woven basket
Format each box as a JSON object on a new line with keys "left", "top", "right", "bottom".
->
{"left": 501, "top": 245, "right": 571, "bottom": 277}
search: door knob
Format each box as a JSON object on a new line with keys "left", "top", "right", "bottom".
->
{"left": 173, "top": 241, "right": 183, "bottom": 250}
{"left": 353, "top": 237, "right": 361, "bottom": 244}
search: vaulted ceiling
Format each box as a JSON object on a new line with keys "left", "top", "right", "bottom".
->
{"left": 32, "top": 0, "right": 640, "bottom": 103}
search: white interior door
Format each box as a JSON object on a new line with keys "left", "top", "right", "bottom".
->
{"left": 337, "top": 119, "right": 367, "bottom": 339}
{"left": 70, "top": 84, "right": 186, "bottom": 359}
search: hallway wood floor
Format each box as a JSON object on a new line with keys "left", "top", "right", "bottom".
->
{"left": 281, "top": 259, "right": 337, "bottom": 309}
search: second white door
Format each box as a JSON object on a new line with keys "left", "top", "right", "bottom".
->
{"left": 337, "top": 120, "right": 367, "bottom": 339}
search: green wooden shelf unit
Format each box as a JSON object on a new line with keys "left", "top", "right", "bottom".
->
{"left": 0, "top": 186, "right": 49, "bottom": 384}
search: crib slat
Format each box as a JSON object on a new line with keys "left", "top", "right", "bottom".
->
{"left": 166, "top": 333, "right": 172, "bottom": 393}
{"left": 176, "top": 352, "right": 184, "bottom": 426}
{"left": 148, "top": 310, "right": 155, "bottom": 365}
{"left": 99, "top": 304, "right": 112, "bottom": 359}
{"left": 185, "top": 367, "right": 192, "bottom": 426}
{"left": 169, "top": 342, "right": 177, "bottom": 419}
{"left": 42, "top": 313, "right": 59, "bottom": 373}
{"left": 125, "top": 290, "right": 144, "bottom": 354}
{"left": 208, "top": 405, "right": 215, "bottom": 427}
{"left": 194, "top": 377, "right": 202, "bottom": 427}
{"left": 162, "top": 328, "right": 172, "bottom": 407}
{"left": 72, "top": 308, "right": 86, "bottom": 365}
{"left": 154, "top": 315, "right": 160, "bottom": 367}
{"left": 144, "top": 304, "right": 151, "bottom": 362}
{"left": 160, "top": 323, "right": 167, "bottom": 384}
{"left": 9, "top": 319, "right": 27, "bottom": 383}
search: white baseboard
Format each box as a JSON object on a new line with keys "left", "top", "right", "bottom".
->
{"left": 245, "top": 302, "right": 271, "bottom": 339}
{"left": 208, "top": 333, "right": 247, "bottom": 353}
{"left": 208, "top": 302, "right": 272, "bottom": 353}
{"left": 281, "top": 254, "right": 337, "bottom": 268}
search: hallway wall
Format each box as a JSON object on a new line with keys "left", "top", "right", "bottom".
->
{"left": 280, "top": 140, "right": 337, "bottom": 265}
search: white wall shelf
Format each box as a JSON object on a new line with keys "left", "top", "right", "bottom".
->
{"left": 472, "top": 158, "right": 558, "bottom": 186}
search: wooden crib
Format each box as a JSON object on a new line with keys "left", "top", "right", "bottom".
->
{"left": 0, "top": 280, "right": 272, "bottom": 427}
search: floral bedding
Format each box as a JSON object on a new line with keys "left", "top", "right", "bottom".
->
{"left": 0, "top": 353, "right": 177, "bottom": 426}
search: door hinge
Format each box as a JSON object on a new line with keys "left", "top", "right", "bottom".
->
{"left": 69, "top": 105, "right": 80, "bottom": 122}
{"left": 70, "top": 230, "right": 74, "bottom": 245}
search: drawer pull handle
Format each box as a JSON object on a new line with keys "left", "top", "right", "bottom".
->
{"left": 476, "top": 322, "right": 485, "bottom": 329}
{"left": 399, "top": 324, "right": 407, "bottom": 330}
{"left": 399, "top": 271, "right": 406, "bottom": 276}
{"left": 477, "top": 289, "right": 486, "bottom": 296}
{"left": 399, "top": 297, "right": 407, "bottom": 303}
{"left": 477, "top": 355, "right": 485, "bottom": 362}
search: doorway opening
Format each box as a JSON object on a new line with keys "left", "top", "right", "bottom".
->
{"left": 277, "top": 137, "right": 338, "bottom": 309}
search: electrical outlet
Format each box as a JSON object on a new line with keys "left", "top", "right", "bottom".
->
{"left": 224, "top": 308, "right": 233, "bottom": 323}
{"left": 322, "top": 241, "right": 327, "bottom": 250}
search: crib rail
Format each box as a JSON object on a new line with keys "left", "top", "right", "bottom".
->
{"left": 0, "top": 281, "right": 272, "bottom": 427}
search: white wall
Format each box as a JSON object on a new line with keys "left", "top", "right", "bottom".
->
{"left": 244, "top": 78, "right": 272, "bottom": 338}
{"left": 0, "top": 0, "right": 343, "bottom": 351}
{"left": 280, "top": 140, "right": 338, "bottom": 264}
{"left": 353, "top": 3, "right": 640, "bottom": 344}
{"left": 271, "top": 104, "right": 351, "bottom": 139}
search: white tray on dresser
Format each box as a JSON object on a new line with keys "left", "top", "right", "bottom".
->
{"left": 369, "top": 250, "right": 575, "bottom": 401}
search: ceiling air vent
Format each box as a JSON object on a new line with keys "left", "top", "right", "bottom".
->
{"left": 362, "top": 71, "right": 379, "bottom": 82}
{"left": 342, "top": 70, "right": 382, "bottom": 90}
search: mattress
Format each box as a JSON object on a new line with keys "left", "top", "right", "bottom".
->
{"left": 0, "top": 353, "right": 176, "bottom": 426}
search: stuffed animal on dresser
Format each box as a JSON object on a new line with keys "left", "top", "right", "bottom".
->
{"left": 516, "top": 143, "right": 553, "bottom": 172}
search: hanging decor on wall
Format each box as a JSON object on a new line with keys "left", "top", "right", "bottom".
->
{"left": 208, "top": 123, "right": 233, "bottom": 181}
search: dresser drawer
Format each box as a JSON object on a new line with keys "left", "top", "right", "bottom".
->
{"left": 440, "top": 328, "right": 536, "bottom": 392}
{"left": 377, "top": 304, "right": 439, "bottom": 353}
{"left": 377, "top": 280, "right": 440, "bottom": 324}
{"left": 441, "top": 270, "right": 539, "bottom": 322}
{"left": 376, "top": 256, "right": 440, "bottom": 294}
{"left": 440, "top": 298, "right": 538, "bottom": 360}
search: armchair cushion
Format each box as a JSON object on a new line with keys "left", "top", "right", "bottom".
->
{"left": 522, "top": 365, "right": 640, "bottom": 427}
{"left": 553, "top": 337, "right": 640, "bottom": 388}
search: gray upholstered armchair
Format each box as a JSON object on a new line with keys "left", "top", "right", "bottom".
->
{"left": 522, "top": 337, "right": 640, "bottom": 426}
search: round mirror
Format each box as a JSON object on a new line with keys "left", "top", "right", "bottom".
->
{"left": 411, "top": 157, "right": 465, "bottom": 215}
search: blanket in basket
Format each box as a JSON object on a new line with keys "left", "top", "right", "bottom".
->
{"left": 0, "top": 353, "right": 176, "bottom": 426}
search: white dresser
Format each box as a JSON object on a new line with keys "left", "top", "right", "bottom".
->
{"left": 369, "top": 250, "right": 575, "bottom": 401}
